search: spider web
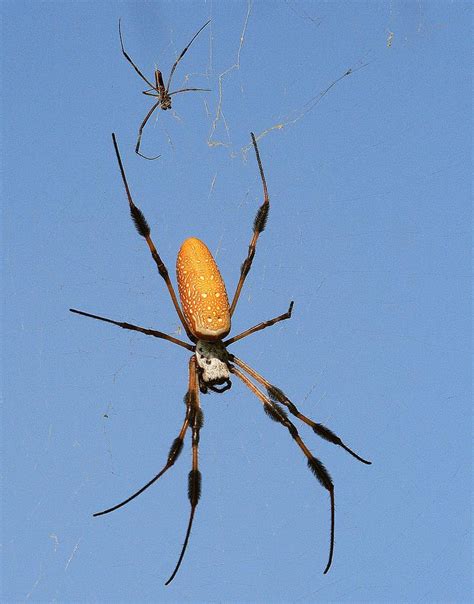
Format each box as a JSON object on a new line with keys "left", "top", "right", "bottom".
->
{"left": 6, "top": 2, "right": 471, "bottom": 602}
{"left": 204, "top": 0, "right": 371, "bottom": 162}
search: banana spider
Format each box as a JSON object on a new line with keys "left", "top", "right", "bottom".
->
{"left": 119, "top": 19, "right": 211, "bottom": 160}
{"left": 70, "top": 132, "right": 371, "bottom": 584}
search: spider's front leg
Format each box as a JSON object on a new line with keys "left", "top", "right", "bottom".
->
{"left": 92, "top": 356, "right": 197, "bottom": 517}
{"left": 135, "top": 101, "right": 162, "bottom": 160}
{"left": 231, "top": 355, "right": 372, "bottom": 465}
{"left": 165, "top": 356, "right": 203, "bottom": 585}
{"left": 229, "top": 364, "right": 335, "bottom": 574}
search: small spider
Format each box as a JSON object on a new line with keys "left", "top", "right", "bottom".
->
{"left": 70, "top": 133, "right": 371, "bottom": 584}
{"left": 119, "top": 19, "right": 211, "bottom": 160}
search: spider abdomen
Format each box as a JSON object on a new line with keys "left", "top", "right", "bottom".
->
{"left": 176, "top": 237, "right": 231, "bottom": 341}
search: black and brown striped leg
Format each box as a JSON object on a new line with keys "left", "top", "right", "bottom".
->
{"left": 231, "top": 356, "right": 371, "bottom": 465}
{"left": 230, "top": 365, "right": 335, "bottom": 574}
{"left": 69, "top": 308, "right": 194, "bottom": 352}
{"left": 230, "top": 133, "right": 270, "bottom": 316}
{"left": 224, "top": 301, "right": 294, "bottom": 346}
{"left": 165, "top": 19, "right": 211, "bottom": 92}
{"left": 166, "top": 356, "right": 203, "bottom": 585}
{"left": 93, "top": 356, "right": 197, "bottom": 517}
{"left": 111, "top": 134, "right": 194, "bottom": 341}
{"left": 135, "top": 101, "right": 162, "bottom": 160}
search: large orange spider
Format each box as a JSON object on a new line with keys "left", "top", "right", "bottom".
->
{"left": 70, "top": 133, "right": 371, "bottom": 584}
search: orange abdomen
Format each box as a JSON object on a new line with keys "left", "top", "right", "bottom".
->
{"left": 176, "top": 238, "right": 231, "bottom": 341}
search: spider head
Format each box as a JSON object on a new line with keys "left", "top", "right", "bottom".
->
{"left": 161, "top": 94, "right": 172, "bottom": 110}
{"left": 195, "top": 340, "right": 231, "bottom": 393}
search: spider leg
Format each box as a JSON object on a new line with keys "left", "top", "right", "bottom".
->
{"left": 230, "top": 365, "right": 335, "bottom": 574}
{"left": 93, "top": 357, "right": 196, "bottom": 517}
{"left": 165, "top": 19, "right": 211, "bottom": 92}
{"left": 165, "top": 356, "right": 202, "bottom": 585}
{"left": 168, "top": 87, "right": 211, "bottom": 96}
{"left": 135, "top": 101, "right": 162, "bottom": 160}
{"left": 111, "top": 134, "right": 195, "bottom": 341}
{"left": 231, "top": 356, "right": 372, "bottom": 465}
{"left": 224, "top": 301, "right": 294, "bottom": 346}
{"left": 229, "top": 133, "right": 270, "bottom": 316}
{"left": 118, "top": 19, "right": 156, "bottom": 90}
{"left": 69, "top": 308, "right": 193, "bottom": 351}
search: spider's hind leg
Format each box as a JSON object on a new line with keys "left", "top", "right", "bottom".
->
{"left": 229, "top": 133, "right": 270, "bottom": 316}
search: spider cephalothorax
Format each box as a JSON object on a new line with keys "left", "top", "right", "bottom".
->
{"left": 195, "top": 340, "right": 231, "bottom": 393}
{"left": 159, "top": 92, "right": 172, "bottom": 111}
{"left": 70, "top": 132, "right": 371, "bottom": 585}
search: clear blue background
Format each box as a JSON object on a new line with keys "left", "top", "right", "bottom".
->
{"left": 2, "top": 1, "right": 471, "bottom": 602}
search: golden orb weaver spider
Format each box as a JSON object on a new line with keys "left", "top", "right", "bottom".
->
{"left": 70, "top": 132, "right": 371, "bottom": 585}
{"left": 119, "top": 19, "right": 211, "bottom": 160}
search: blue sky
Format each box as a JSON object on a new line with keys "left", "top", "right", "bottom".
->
{"left": 2, "top": 1, "right": 472, "bottom": 602}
